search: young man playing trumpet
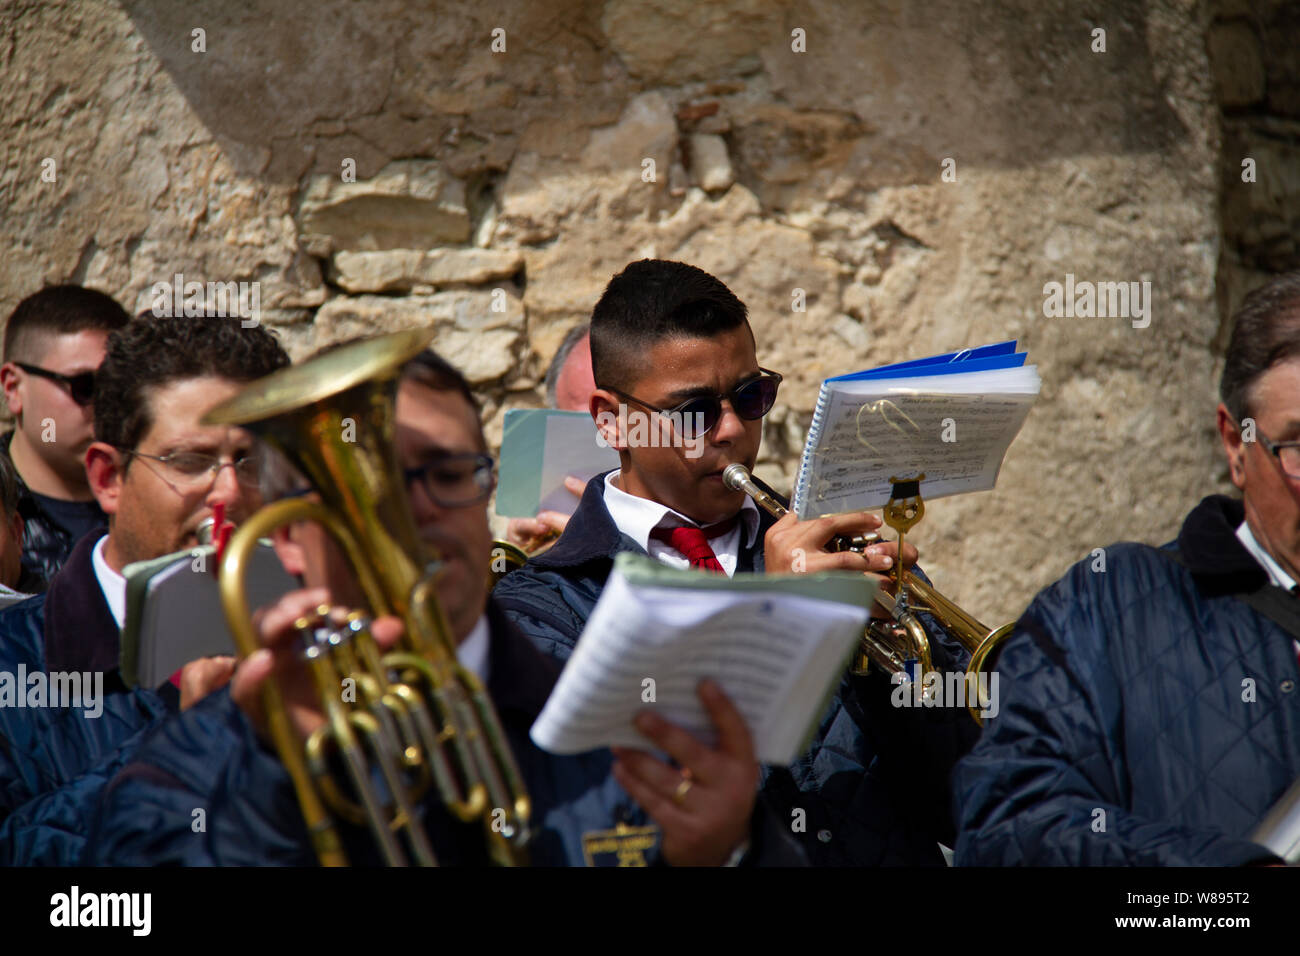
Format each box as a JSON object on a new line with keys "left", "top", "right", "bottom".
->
{"left": 493, "top": 258, "right": 980, "bottom": 866}
{"left": 89, "top": 346, "right": 800, "bottom": 866}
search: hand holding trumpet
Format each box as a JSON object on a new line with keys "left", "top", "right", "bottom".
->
{"left": 763, "top": 510, "right": 918, "bottom": 577}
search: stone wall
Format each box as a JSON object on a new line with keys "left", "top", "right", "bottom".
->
{"left": 2, "top": 0, "right": 1287, "bottom": 622}
{"left": 1209, "top": 0, "right": 1300, "bottom": 324}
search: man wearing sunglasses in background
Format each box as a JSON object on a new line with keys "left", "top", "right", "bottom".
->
{"left": 494, "top": 258, "right": 980, "bottom": 866}
{"left": 0, "top": 315, "right": 289, "bottom": 864}
{"left": 0, "top": 285, "right": 130, "bottom": 589}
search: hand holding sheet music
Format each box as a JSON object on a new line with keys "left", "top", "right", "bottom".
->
{"left": 530, "top": 553, "right": 876, "bottom": 766}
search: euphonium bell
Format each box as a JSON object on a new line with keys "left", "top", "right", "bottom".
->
{"left": 488, "top": 539, "right": 529, "bottom": 588}
{"left": 202, "top": 329, "right": 531, "bottom": 866}
{"left": 723, "top": 464, "right": 1012, "bottom": 724}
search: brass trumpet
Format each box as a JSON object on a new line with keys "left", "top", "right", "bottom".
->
{"left": 204, "top": 329, "right": 531, "bottom": 866}
{"left": 723, "top": 464, "right": 1012, "bottom": 724}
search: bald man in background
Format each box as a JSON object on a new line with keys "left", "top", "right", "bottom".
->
{"left": 506, "top": 323, "right": 593, "bottom": 553}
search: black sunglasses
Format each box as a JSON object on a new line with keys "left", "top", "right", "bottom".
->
{"left": 15, "top": 363, "right": 96, "bottom": 406}
{"left": 607, "top": 368, "right": 783, "bottom": 440}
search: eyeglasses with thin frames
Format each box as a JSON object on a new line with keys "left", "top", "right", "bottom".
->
{"left": 121, "top": 448, "right": 263, "bottom": 489}
{"left": 1258, "top": 431, "right": 1300, "bottom": 480}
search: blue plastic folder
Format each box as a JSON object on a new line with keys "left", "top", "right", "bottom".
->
{"left": 825, "top": 340, "right": 1023, "bottom": 382}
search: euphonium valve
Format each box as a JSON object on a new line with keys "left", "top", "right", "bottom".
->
{"left": 203, "top": 329, "right": 531, "bottom": 866}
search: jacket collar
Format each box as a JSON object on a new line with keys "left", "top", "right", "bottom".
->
{"left": 3, "top": 430, "right": 40, "bottom": 519}
{"left": 1176, "top": 494, "right": 1271, "bottom": 590}
{"left": 526, "top": 471, "right": 646, "bottom": 570}
{"left": 43, "top": 531, "right": 121, "bottom": 676}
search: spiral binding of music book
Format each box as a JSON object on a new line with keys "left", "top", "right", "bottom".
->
{"left": 791, "top": 341, "right": 1039, "bottom": 519}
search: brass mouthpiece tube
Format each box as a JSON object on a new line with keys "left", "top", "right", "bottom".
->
{"left": 721, "top": 464, "right": 880, "bottom": 552}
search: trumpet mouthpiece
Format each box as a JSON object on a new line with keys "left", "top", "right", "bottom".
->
{"left": 722, "top": 463, "right": 751, "bottom": 491}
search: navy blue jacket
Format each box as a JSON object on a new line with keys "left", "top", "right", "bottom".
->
{"left": 0, "top": 533, "right": 172, "bottom": 864}
{"left": 88, "top": 600, "right": 802, "bottom": 866}
{"left": 953, "top": 495, "right": 1300, "bottom": 866}
{"left": 492, "top": 474, "right": 979, "bottom": 865}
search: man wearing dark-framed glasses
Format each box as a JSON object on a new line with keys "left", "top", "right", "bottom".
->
{"left": 0, "top": 285, "right": 130, "bottom": 588}
{"left": 954, "top": 271, "right": 1300, "bottom": 866}
{"left": 494, "top": 258, "right": 978, "bottom": 866}
{"left": 0, "top": 315, "right": 289, "bottom": 864}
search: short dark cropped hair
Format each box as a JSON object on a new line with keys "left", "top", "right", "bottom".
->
{"left": 3, "top": 285, "right": 131, "bottom": 362}
{"left": 589, "top": 259, "right": 750, "bottom": 393}
{"left": 95, "top": 316, "right": 290, "bottom": 459}
{"left": 544, "top": 322, "right": 589, "bottom": 407}
{"left": 1220, "top": 272, "right": 1300, "bottom": 423}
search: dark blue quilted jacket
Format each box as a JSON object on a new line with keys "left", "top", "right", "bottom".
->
{"left": 0, "top": 535, "right": 172, "bottom": 864}
{"left": 492, "top": 474, "right": 980, "bottom": 865}
{"left": 953, "top": 495, "right": 1300, "bottom": 866}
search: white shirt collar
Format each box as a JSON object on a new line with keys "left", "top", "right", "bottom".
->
{"left": 601, "top": 470, "right": 761, "bottom": 577}
{"left": 458, "top": 613, "right": 490, "bottom": 682}
{"left": 1236, "top": 521, "right": 1297, "bottom": 592}
{"left": 91, "top": 534, "right": 127, "bottom": 630}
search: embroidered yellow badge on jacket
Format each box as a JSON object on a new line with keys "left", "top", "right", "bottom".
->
{"left": 582, "top": 823, "right": 659, "bottom": 867}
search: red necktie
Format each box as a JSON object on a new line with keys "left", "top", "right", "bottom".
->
{"left": 650, "top": 515, "right": 738, "bottom": 574}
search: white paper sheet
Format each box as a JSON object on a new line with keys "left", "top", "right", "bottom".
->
{"left": 530, "top": 556, "right": 871, "bottom": 766}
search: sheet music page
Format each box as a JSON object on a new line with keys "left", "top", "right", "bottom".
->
{"left": 530, "top": 554, "right": 873, "bottom": 766}
{"left": 793, "top": 366, "right": 1039, "bottom": 518}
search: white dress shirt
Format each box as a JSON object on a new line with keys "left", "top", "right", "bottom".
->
{"left": 602, "top": 471, "right": 761, "bottom": 577}
{"left": 458, "top": 613, "right": 490, "bottom": 682}
{"left": 91, "top": 534, "right": 127, "bottom": 630}
{"left": 1237, "top": 521, "right": 1298, "bottom": 592}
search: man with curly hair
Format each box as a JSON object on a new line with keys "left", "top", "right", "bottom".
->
{"left": 0, "top": 315, "right": 289, "bottom": 864}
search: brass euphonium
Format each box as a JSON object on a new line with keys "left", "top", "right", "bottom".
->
{"left": 723, "top": 464, "right": 1012, "bottom": 724}
{"left": 203, "top": 329, "right": 531, "bottom": 866}
{"left": 488, "top": 539, "right": 529, "bottom": 588}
